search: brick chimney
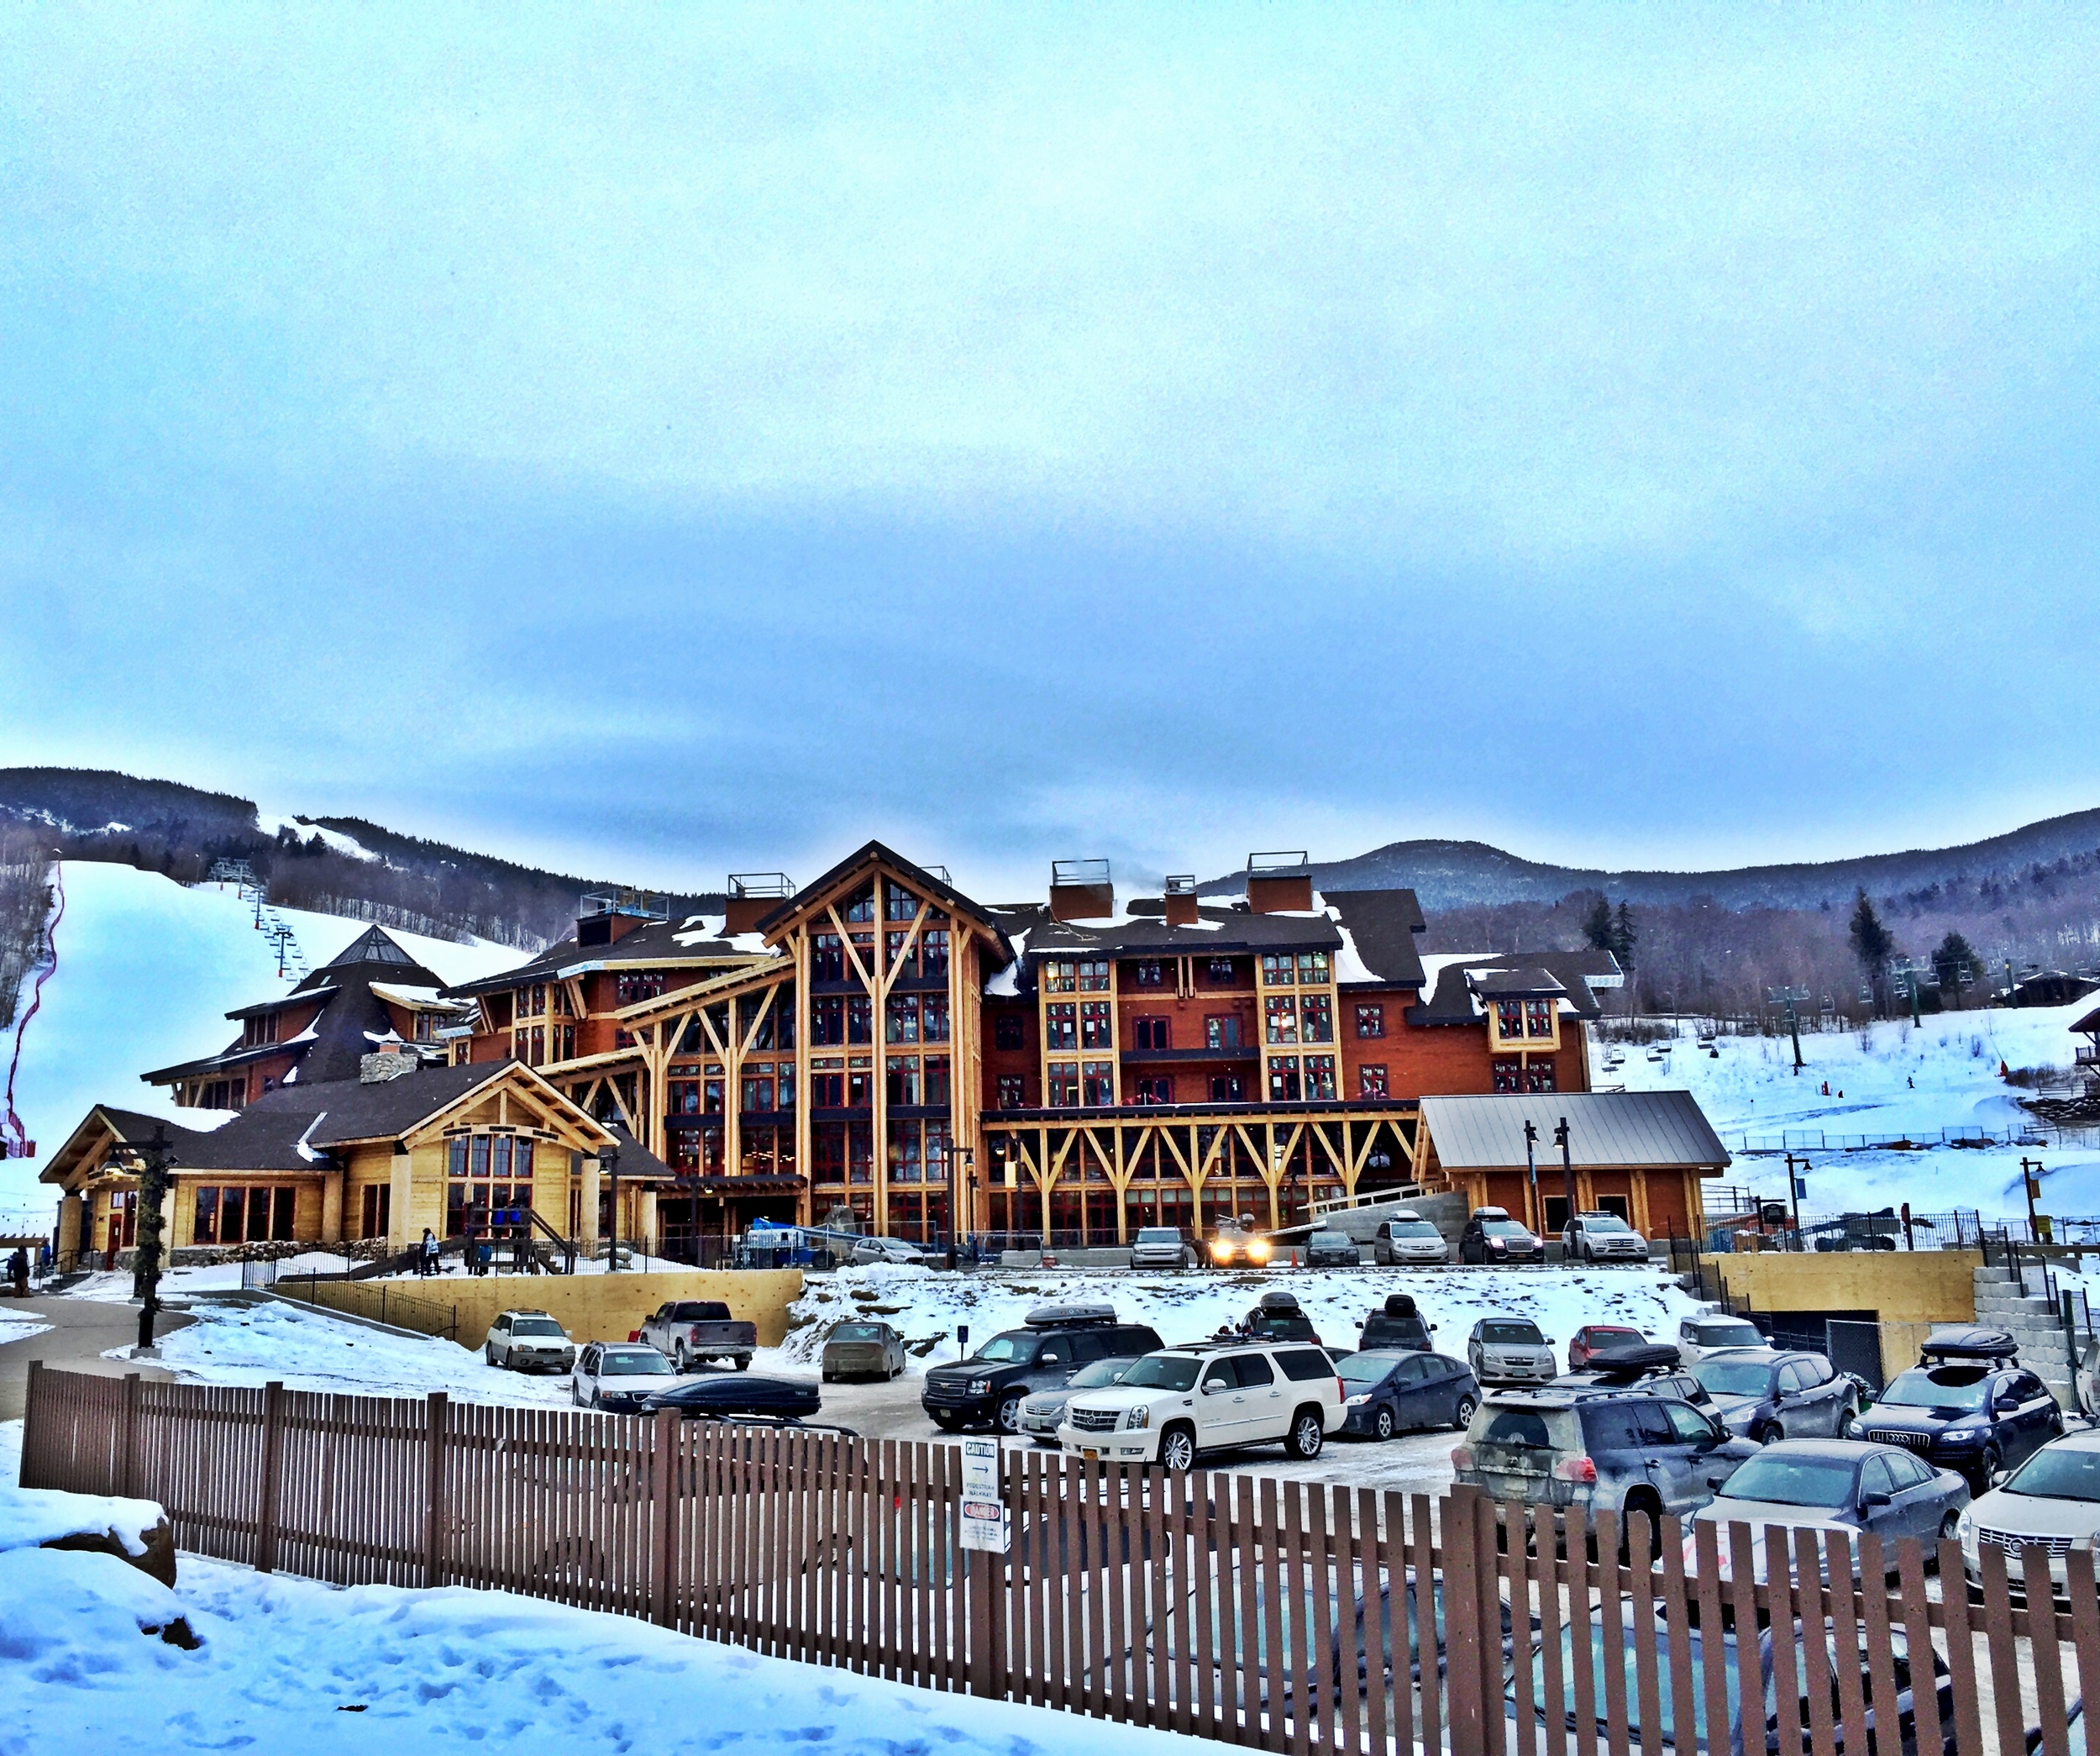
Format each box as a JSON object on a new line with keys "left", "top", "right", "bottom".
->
{"left": 1049, "top": 858, "right": 1114, "bottom": 923}
{"left": 1245, "top": 851, "right": 1313, "bottom": 915}
{"left": 1163, "top": 875, "right": 1200, "bottom": 928}
{"left": 725, "top": 872, "right": 794, "bottom": 936}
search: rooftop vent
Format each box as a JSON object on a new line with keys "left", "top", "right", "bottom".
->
{"left": 725, "top": 872, "right": 795, "bottom": 935}
{"left": 1246, "top": 851, "right": 1313, "bottom": 915}
{"left": 1049, "top": 858, "right": 1114, "bottom": 923}
{"left": 1163, "top": 873, "right": 1200, "bottom": 927}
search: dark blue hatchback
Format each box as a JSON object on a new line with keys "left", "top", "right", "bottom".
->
{"left": 1855, "top": 1328, "right": 2063, "bottom": 1490}
{"left": 1336, "top": 1348, "right": 1480, "bottom": 1439}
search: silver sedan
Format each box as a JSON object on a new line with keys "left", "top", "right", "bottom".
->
{"left": 1688, "top": 1439, "right": 1969, "bottom": 1580}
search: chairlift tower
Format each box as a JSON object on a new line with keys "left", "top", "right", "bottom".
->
{"left": 1767, "top": 986, "right": 1809, "bottom": 1074}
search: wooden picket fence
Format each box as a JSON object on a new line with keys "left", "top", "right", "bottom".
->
{"left": 21, "top": 1361, "right": 2096, "bottom": 1755}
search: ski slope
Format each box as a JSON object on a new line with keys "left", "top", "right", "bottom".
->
{"left": 1605, "top": 1001, "right": 2100, "bottom": 1223}
{"left": 0, "top": 862, "right": 528, "bottom": 1231}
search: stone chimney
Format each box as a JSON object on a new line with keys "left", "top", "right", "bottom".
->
{"left": 359, "top": 1050, "right": 419, "bottom": 1084}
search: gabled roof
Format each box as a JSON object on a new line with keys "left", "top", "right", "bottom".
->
{"left": 753, "top": 839, "right": 1015, "bottom": 961}
{"left": 323, "top": 925, "right": 429, "bottom": 970}
{"left": 1408, "top": 949, "right": 1622, "bottom": 1025}
{"left": 1418, "top": 1091, "right": 1730, "bottom": 1172}
{"left": 39, "top": 1107, "right": 218, "bottom": 1186}
{"left": 444, "top": 913, "right": 764, "bottom": 998}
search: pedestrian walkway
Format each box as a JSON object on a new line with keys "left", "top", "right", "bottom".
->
{"left": 0, "top": 1291, "right": 189, "bottom": 1423}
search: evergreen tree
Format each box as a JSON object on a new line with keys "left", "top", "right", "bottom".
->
{"left": 1583, "top": 896, "right": 1614, "bottom": 954}
{"left": 1611, "top": 902, "right": 1637, "bottom": 972}
{"left": 1847, "top": 889, "right": 1896, "bottom": 1009}
{"left": 1933, "top": 931, "right": 1980, "bottom": 1004}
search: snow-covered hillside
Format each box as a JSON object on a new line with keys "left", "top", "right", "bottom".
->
{"left": 1606, "top": 1002, "right": 2100, "bottom": 1223}
{"left": 1, "top": 862, "right": 527, "bottom": 1230}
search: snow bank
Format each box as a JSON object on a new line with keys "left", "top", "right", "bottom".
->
{"left": 774, "top": 1263, "right": 1704, "bottom": 1373}
{"left": 0, "top": 1483, "right": 164, "bottom": 1559}
{"left": 0, "top": 1546, "right": 192, "bottom": 1673}
{"left": 10, "top": 1553, "right": 1208, "bottom": 1756}
{"left": 139, "top": 1299, "right": 578, "bottom": 1406}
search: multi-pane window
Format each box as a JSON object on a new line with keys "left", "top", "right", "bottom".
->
{"left": 994, "top": 1013, "right": 1025, "bottom": 1050}
{"left": 998, "top": 1074, "right": 1026, "bottom": 1109}
{"left": 1042, "top": 960, "right": 1077, "bottom": 994}
{"left": 1261, "top": 953, "right": 1295, "bottom": 987}
{"left": 192, "top": 1185, "right": 297, "bottom": 1245}
{"left": 1355, "top": 1003, "right": 1385, "bottom": 1038}
{"left": 1135, "top": 961, "right": 1165, "bottom": 988}
{"left": 921, "top": 928, "right": 950, "bottom": 976}
{"left": 1047, "top": 1064, "right": 1080, "bottom": 1107}
{"left": 1206, "top": 958, "right": 1237, "bottom": 986}
{"left": 920, "top": 993, "right": 951, "bottom": 1042}
{"left": 669, "top": 1075, "right": 706, "bottom": 1114}
{"left": 1526, "top": 1061, "right": 1558, "bottom": 1092}
{"left": 1492, "top": 1055, "right": 1524, "bottom": 1093}
{"left": 848, "top": 1070, "right": 872, "bottom": 1107}
{"left": 1304, "top": 1055, "right": 1337, "bottom": 1101}
{"left": 885, "top": 996, "right": 921, "bottom": 1044}
{"left": 886, "top": 930, "right": 917, "bottom": 977}
{"left": 1133, "top": 1075, "right": 1173, "bottom": 1104}
{"left": 1297, "top": 951, "right": 1331, "bottom": 986}
{"left": 1210, "top": 1073, "right": 1246, "bottom": 1101}
{"left": 1079, "top": 1001, "right": 1114, "bottom": 1049}
{"left": 1264, "top": 996, "right": 1299, "bottom": 1044}
{"left": 842, "top": 885, "right": 876, "bottom": 924}
{"left": 1299, "top": 994, "right": 1333, "bottom": 1044}
{"left": 1268, "top": 1056, "right": 1302, "bottom": 1101}
{"left": 885, "top": 1054, "right": 921, "bottom": 1106}
{"left": 1205, "top": 1014, "right": 1242, "bottom": 1050}
{"left": 811, "top": 933, "right": 846, "bottom": 981}
{"left": 888, "top": 1125, "right": 921, "bottom": 1182}
{"left": 616, "top": 972, "right": 665, "bottom": 1005}
{"left": 1044, "top": 1003, "right": 1077, "bottom": 1050}
{"left": 1078, "top": 961, "right": 1111, "bottom": 992}
{"left": 1495, "top": 1000, "right": 1525, "bottom": 1039}
{"left": 1525, "top": 999, "right": 1556, "bottom": 1038}
{"left": 529, "top": 1026, "right": 544, "bottom": 1065}
{"left": 847, "top": 996, "right": 873, "bottom": 1044}
{"left": 885, "top": 881, "right": 921, "bottom": 922}
{"left": 1359, "top": 1064, "right": 1389, "bottom": 1098}
{"left": 1081, "top": 1060, "right": 1115, "bottom": 1106}
{"left": 810, "top": 1072, "right": 844, "bottom": 1107}
{"left": 1134, "top": 1017, "right": 1171, "bottom": 1050}
{"left": 741, "top": 1066, "right": 776, "bottom": 1112}
{"left": 923, "top": 1056, "right": 951, "bottom": 1107}
{"left": 811, "top": 996, "right": 846, "bottom": 1045}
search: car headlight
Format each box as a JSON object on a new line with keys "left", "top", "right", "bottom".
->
{"left": 1248, "top": 1242, "right": 1272, "bottom": 1264}
{"left": 1940, "top": 1426, "right": 1985, "bottom": 1446}
{"left": 1956, "top": 1511, "right": 1976, "bottom": 1543}
{"left": 1346, "top": 1394, "right": 1371, "bottom": 1406}
{"left": 1126, "top": 1406, "right": 1151, "bottom": 1430}
{"left": 969, "top": 1377, "right": 993, "bottom": 1395}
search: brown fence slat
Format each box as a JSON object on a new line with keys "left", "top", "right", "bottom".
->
{"left": 2026, "top": 1544, "right": 2071, "bottom": 1756}
{"left": 1625, "top": 1514, "right": 1662, "bottom": 1756}
{"left": 1826, "top": 1533, "right": 1871, "bottom": 1756}
{"left": 1978, "top": 1541, "right": 2027, "bottom": 1756}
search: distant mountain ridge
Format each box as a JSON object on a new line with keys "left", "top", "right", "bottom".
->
{"left": 1204, "top": 808, "right": 2100, "bottom": 912}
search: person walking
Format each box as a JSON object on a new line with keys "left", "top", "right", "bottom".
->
{"left": 8, "top": 1247, "right": 27, "bottom": 1298}
{"left": 420, "top": 1227, "right": 439, "bottom": 1278}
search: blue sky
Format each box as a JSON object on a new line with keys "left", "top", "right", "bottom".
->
{"left": 3, "top": 6, "right": 2097, "bottom": 900}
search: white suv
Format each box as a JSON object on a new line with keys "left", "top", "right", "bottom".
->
{"left": 1058, "top": 1343, "right": 1344, "bottom": 1471}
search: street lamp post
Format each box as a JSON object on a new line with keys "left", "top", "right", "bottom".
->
{"left": 598, "top": 1143, "right": 620, "bottom": 1272}
{"left": 2021, "top": 1156, "right": 2047, "bottom": 1243}
{"left": 1523, "top": 1119, "right": 1540, "bottom": 1240}
{"left": 127, "top": 1125, "right": 178, "bottom": 1354}
{"left": 1783, "top": 1153, "right": 1809, "bottom": 1250}
{"left": 1554, "top": 1117, "right": 1575, "bottom": 1266}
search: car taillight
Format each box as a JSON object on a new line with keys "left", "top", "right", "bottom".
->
{"left": 1451, "top": 1444, "right": 1474, "bottom": 1472}
{"left": 1336, "top": 1378, "right": 1347, "bottom": 1401}
{"left": 1553, "top": 1456, "right": 1598, "bottom": 1485}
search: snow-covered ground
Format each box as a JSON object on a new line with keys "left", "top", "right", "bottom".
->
{"left": 771, "top": 1261, "right": 1703, "bottom": 1373}
{"left": 0, "top": 1537, "right": 1203, "bottom": 1756}
{"left": 1606, "top": 1000, "right": 2100, "bottom": 1223}
{"left": 0, "top": 1306, "right": 51, "bottom": 1347}
{"left": 0, "top": 862, "right": 528, "bottom": 1230}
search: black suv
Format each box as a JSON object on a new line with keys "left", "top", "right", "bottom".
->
{"left": 1856, "top": 1327, "right": 2065, "bottom": 1490}
{"left": 1359, "top": 1292, "right": 1435, "bottom": 1353}
{"left": 921, "top": 1301, "right": 1164, "bottom": 1433}
{"left": 1459, "top": 1207, "right": 1542, "bottom": 1265}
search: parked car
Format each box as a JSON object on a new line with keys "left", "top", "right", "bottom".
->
{"left": 1957, "top": 1428, "right": 2100, "bottom": 1596}
{"left": 848, "top": 1236, "right": 929, "bottom": 1266}
{"left": 1372, "top": 1213, "right": 1451, "bottom": 1266}
{"left": 1059, "top": 1341, "right": 1345, "bottom": 1469}
{"left": 1562, "top": 1211, "right": 1650, "bottom": 1264}
{"left": 1358, "top": 1291, "right": 1435, "bottom": 1352}
{"left": 1241, "top": 1290, "right": 1323, "bottom": 1346}
{"left": 1303, "top": 1229, "right": 1361, "bottom": 1269}
{"left": 821, "top": 1319, "right": 906, "bottom": 1382}
{"left": 1554, "top": 1343, "right": 1714, "bottom": 1408}
{"left": 1209, "top": 1220, "right": 1273, "bottom": 1268}
{"left": 1336, "top": 1349, "right": 1479, "bottom": 1439}
{"left": 484, "top": 1309, "right": 577, "bottom": 1374}
{"left": 640, "top": 1299, "right": 759, "bottom": 1372}
{"left": 1015, "top": 1354, "right": 1142, "bottom": 1443}
{"left": 1129, "top": 1226, "right": 1194, "bottom": 1270}
{"left": 642, "top": 1375, "right": 823, "bottom": 1422}
{"left": 1509, "top": 1602, "right": 1955, "bottom": 1756}
{"left": 1855, "top": 1328, "right": 2064, "bottom": 1491}
{"left": 1458, "top": 1207, "right": 1542, "bottom": 1265}
{"left": 1691, "top": 1347, "right": 1861, "bottom": 1443}
{"left": 1467, "top": 1317, "right": 1557, "bottom": 1386}
{"left": 570, "top": 1341, "right": 677, "bottom": 1410}
{"left": 921, "top": 1301, "right": 1164, "bottom": 1433}
{"left": 1567, "top": 1323, "right": 1647, "bottom": 1369}
{"left": 1688, "top": 1440, "right": 1970, "bottom": 1578}
{"left": 1676, "top": 1312, "right": 1768, "bottom": 1363}
{"left": 1453, "top": 1386, "right": 1756, "bottom": 1521}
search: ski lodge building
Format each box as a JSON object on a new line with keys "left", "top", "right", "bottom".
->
{"left": 42, "top": 839, "right": 1730, "bottom": 1264}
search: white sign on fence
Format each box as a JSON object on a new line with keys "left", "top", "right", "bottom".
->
{"left": 958, "top": 1435, "right": 1009, "bottom": 1553}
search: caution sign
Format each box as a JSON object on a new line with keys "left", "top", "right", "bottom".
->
{"left": 958, "top": 1436, "right": 1009, "bottom": 1553}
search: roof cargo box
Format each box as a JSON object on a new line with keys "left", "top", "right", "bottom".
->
{"left": 1024, "top": 1300, "right": 1119, "bottom": 1329}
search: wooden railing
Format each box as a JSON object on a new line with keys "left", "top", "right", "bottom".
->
{"left": 22, "top": 1362, "right": 2093, "bottom": 1755}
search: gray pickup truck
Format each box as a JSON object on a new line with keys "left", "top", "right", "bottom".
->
{"left": 640, "top": 1299, "right": 757, "bottom": 1372}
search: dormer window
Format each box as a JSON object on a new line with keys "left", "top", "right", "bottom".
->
{"left": 1494, "top": 999, "right": 1525, "bottom": 1038}
{"left": 1525, "top": 999, "right": 1556, "bottom": 1038}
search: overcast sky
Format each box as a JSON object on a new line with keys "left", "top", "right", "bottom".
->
{"left": 3, "top": 7, "right": 2097, "bottom": 900}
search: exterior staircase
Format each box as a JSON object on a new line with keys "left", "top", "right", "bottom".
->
{"left": 1972, "top": 1262, "right": 2079, "bottom": 1408}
